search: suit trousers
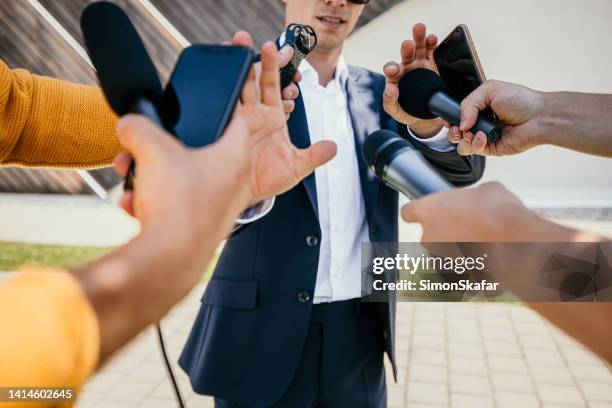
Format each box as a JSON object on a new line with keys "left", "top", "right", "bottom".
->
{"left": 215, "top": 298, "right": 387, "bottom": 407}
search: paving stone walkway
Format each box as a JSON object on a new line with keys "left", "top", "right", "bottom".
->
{"left": 73, "top": 284, "right": 612, "bottom": 408}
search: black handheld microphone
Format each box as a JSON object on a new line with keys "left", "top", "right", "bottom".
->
{"left": 81, "top": 1, "right": 164, "bottom": 190}
{"left": 278, "top": 24, "right": 317, "bottom": 89}
{"left": 253, "top": 24, "right": 317, "bottom": 89}
{"left": 398, "top": 68, "right": 503, "bottom": 143}
{"left": 363, "top": 129, "right": 452, "bottom": 199}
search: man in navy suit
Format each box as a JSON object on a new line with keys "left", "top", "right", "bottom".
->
{"left": 180, "top": 1, "right": 485, "bottom": 406}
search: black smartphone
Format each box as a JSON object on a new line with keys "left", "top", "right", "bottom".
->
{"left": 161, "top": 44, "right": 253, "bottom": 148}
{"left": 434, "top": 25, "right": 493, "bottom": 119}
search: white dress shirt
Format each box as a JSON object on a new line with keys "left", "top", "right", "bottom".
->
{"left": 299, "top": 57, "right": 368, "bottom": 303}
{"left": 299, "top": 57, "right": 453, "bottom": 303}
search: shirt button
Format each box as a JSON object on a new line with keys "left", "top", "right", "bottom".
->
{"left": 297, "top": 292, "right": 311, "bottom": 303}
{"left": 305, "top": 235, "right": 319, "bottom": 247}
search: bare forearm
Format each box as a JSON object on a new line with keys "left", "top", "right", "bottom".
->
{"left": 527, "top": 302, "right": 612, "bottom": 364}
{"left": 505, "top": 208, "right": 601, "bottom": 243}
{"left": 74, "top": 207, "right": 240, "bottom": 363}
{"left": 502, "top": 213, "right": 612, "bottom": 363}
{"left": 537, "top": 92, "right": 612, "bottom": 157}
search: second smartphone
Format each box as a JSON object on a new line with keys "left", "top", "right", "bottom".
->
{"left": 161, "top": 44, "right": 253, "bottom": 148}
{"left": 434, "top": 24, "right": 486, "bottom": 101}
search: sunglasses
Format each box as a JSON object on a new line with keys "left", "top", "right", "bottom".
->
{"left": 348, "top": 0, "right": 370, "bottom": 4}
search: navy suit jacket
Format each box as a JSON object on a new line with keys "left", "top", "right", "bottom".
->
{"left": 179, "top": 66, "right": 485, "bottom": 406}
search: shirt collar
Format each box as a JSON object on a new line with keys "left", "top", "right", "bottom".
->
{"left": 299, "top": 55, "right": 349, "bottom": 89}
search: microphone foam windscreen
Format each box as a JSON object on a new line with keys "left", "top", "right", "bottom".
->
{"left": 81, "top": 1, "right": 162, "bottom": 115}
{"left": 398, "top": 68, "right": 447, "bottom": 120}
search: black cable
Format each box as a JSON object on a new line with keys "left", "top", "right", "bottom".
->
{"left": 156, "top": 322, "right": 186, "bottom": 408}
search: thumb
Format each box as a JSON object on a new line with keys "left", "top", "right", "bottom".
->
{"left": 460, "top": 80, "right": 497, "bottom": 131}
{"left": 400, "top": 200, "right": 424, "bottom": 223}
{"left": 294, "top": 140, "right": 337, "bottom": 180}
{"left": 117, "top": 115, "right": 178, "bottom": 163}
{"left": 278, "top": 45, "right": 295, "bottom": 69}
{"left": 383, "top": 62, "right": 402, "bottom": 84}
{"left": 383, "top": 81, "right": 400, "bottom": 114}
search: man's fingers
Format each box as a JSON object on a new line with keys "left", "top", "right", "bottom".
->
{"left": 278, "top": 45, "right": 294, "bottom": 69}
{"left": 234, "top": 31, "right": 258, "bottom": 104}
{"left": 282, "top": 82, "right": 299, "bottom": 101}
{"left": 292, "top": 70, "right": 302, "bottom": 84}
{"left": 457, "top": 131, "right": 475, "bottom": 156}
{"left": 282, "top": 100, "right": 295, "bottom": 117}
{"left": 117, "top": 115, "right": 178, "bottom": 163}
{"left": 471, "top": 132, "right": 488, "bottom": 155}
{"left": 460, "top": 80, "right": 497, "bottom": 131}
{"left": 119, "top": 191, "right": 135, "bottom": 217}
{"left": 425, "top": 34, "right": 437, "bottom": 60}
{"left": 260, "top": 41, "right": 282, "bottom": 107}
{"left": 383, "top": 61, "right": 401, "bottom": 83}
{"left": 113, "top": 152, "right": 132, "bottom": 177}
{"left": 401, "top": 200, "right": 423, "bottom": 223}
{"left": 412, "top": 23, "right": 428, "bottom": 59}
{"left": 448, "top": 126, "right": 462, "bottom": 144}
{"left": 232, "top": 31, "right": 254, "bottom": 48}
{"left": 400, "top": 40, "right": 416, "bottom": 66}
{"left": 459, "top": 99, "right": 482, "bottom": 132}
{"left": 383, "top": 81, "right": 401, "bottom": 117}
{"left": 295, "top": 140, "right": 337, "bottom": 180}
{"left": 241, "top": 65, "right": 258, "bottom": 105}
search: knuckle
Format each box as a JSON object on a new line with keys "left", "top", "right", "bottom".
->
{"left": 485, "top": 79, "right": 499, "bottom": 91}
{"left": 481, "top": 181, "right": 503, "bottom": 192}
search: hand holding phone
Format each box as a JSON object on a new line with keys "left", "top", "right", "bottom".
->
{"left": 161, "top": 45, "right": 253, "bottom": 148}
{"left": 434, "top": 24, "right": 502, "bottom": 152}
{"left": 434, "top": 24, "right": 487, "bottom": 102}
{"left": 382, "top": 23, "right": 445, "bottom": 137}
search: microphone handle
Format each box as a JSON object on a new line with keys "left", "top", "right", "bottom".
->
{"left": 124, "top": 98, "right": 163, "bottom": 190}
{"left": 384, "top": 148, "right": 452, "bottom": 199}
{"left": 428, "top": 92, "right": 503, "bottom": 143}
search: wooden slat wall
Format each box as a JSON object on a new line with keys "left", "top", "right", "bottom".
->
{"left": 37, "top": 0, "right": 183, "bottom": 82}
{"left": 0, "top": 0, "right": 402, "bottom": 194}
{"left": 0, "top": 0, "right": 183, "bottom": 194}
{"left": 0, "top": 0, "right": 98, "bottom": 194}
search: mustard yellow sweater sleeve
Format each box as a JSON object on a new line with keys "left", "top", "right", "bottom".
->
{"left": 0, "top": 268, "right": 100, "bottom": 408}
{"left": 0, "top": 58, "right": 124, "bottom": 168}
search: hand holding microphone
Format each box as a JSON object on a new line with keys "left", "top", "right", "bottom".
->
{"left": 397, "top": 68, "right": 503, "bottom": 145}
{"left": 251, "top": 23, "right": 316, "bottom": 121}
{"left": 449, "top": 80, "right": 546, "bottom": 157}
{"left": 81, "top": 1, "right": 164, "bottom": 191}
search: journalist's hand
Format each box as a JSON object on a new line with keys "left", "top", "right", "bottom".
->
{"left": 450, "top": 80, "right": 545, "bottom": 156}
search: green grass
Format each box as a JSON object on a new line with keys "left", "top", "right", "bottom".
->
{"left": 0, "top": 242, "right": 218, "bottom": 280}
{"left": 0, "top": 242, "right": 111, "bottom": 271}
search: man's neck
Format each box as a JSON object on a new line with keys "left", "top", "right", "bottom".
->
{"left": 306, "top": 46, "right": 343, "bottom": 87}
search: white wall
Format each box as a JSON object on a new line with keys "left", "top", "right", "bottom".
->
{"left": 345, "top": 0, "right": 612, "bottom": 207}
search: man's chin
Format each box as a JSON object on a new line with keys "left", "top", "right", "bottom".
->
{"left": 315, "top": 35, "right": 346, "bottom": 53}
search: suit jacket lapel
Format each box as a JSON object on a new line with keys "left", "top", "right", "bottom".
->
{"left": 288, "top": 91, "right": 319, "bottom": 218}
{"left": 345, "top": 68, "right": 381, "bottom": 226}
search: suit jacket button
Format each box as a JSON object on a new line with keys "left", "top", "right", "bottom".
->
{"left": 297, "top": 292, "right": 311, "bottom": 303}
{"left": 305, "top": 235, "right": 319, "bottom": 247}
